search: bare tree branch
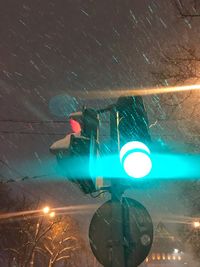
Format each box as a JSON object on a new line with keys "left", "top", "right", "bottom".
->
{"left": 56, "top": 255, "right": 70, "bottom": 262}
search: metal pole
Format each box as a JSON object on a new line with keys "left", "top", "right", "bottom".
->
{"left": 109, "top": 109, "right": 126, "bottom": 267}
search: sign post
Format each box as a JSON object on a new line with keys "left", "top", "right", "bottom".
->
{"left": 109, "top": 108, "right": 127, "bottom": 267}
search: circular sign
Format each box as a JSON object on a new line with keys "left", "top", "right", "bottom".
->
{"left": 89, "top": 198, "right": 153, "bottom": 267}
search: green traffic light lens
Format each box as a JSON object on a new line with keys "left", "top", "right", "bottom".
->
{"left": 123, "top": 151, "right": 152, "bottom": 178}
{"left": 120, "top": 141, "right": 152, "bottom": 179}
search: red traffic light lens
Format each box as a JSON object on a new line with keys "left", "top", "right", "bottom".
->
{"left": 70, "top": 118, "right": 81, "bottom": 133}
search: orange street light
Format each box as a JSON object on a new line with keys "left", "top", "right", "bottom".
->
{"left": 43, "top": 206, "right": 50, "bottom": 214}
{"left": 49, "top": 211, "right": 55, "bottom": 218}
{"left": 42, "top": 206, "right": 56, "bottom": 218}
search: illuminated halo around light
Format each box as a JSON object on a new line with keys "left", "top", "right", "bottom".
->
{"left": 120, "top": 141, "right": 152, "bottom": 178}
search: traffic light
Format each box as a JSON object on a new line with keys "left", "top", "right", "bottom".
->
{"left": 116, "top": 96, "right": 152, "bottom": 179}
{"left": 50, "top": 107, "right": 99, "bottom": 194}
{"left": 120, "top": 141, "right": 152, "bottom": 178}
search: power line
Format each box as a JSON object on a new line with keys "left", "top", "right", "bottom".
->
{"left": 0, "top": 159, "right": 57, "bottom": 184}
{"left": 3, "top": 174, "right": 51, "bottom": 183}
{"left": 0, "top": 119, "right": 110, "bottom": 124}
{"left": 0, "top": 159, "right": 51, "bottom": 199}
{"left": 0, "top": 119, "right": 67, "bottom": 123}
{"left": 0, "top": 131, "right": 65, "bottom": 135}
{"left": 1, "top": 173, "right": 78, "bottom": 207}
{"left": 1, "top": 131, "right": 200, "bottom": 140}
{"left": 0, "top": 159, "right": 61, "bottom": 200}
{"left": 1, "top": 172, "right": 66, "bottom": 203}
{"left": 0, "top": 161, "right": 75, "bottom": 207}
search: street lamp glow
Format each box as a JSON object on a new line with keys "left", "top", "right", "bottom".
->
{"left": 49, "top": 211, "right": 55, "bottom": 218}
{"left": 120, "top": 141, "right": 152, "bottom": 178}
{"left": 43, "top": 206, "right": 50, "bottom": 214}
{"left": 174, "top": 248, "right": 179, "bottom": 254}
{"left": 193, "top": 221, "right": 200, "bottom": 228}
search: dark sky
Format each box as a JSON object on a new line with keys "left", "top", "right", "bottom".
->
{"left": 0, "top": 0, "right": 189, "bottom": 93}
{"left": 0, "top": 0, "right": 199, "bottom": 239}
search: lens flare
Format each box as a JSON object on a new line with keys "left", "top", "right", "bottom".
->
{"left": 43, "top": 206, "right": 50, "bottom": 214}
{"left": 73, "top": 83, "right": 200, "bottom": 99}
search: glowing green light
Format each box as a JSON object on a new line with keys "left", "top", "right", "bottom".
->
{"left": 120, "top": 141, "right": 152, "bottom": 178}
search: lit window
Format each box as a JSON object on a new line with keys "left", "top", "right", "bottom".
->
{"left": 157, "top": 253, "right": 161, "bottom": 260}
{"left": 152, "top": 253, "right": 155, "bottom": 260}
{"left": 174, "top": 248, "right": 179, "bottom": 253}
{"left": 162, "top": 253, "right": 166, "bottom": 260}
{"left": 167, "top": 254, "right": 171, "bottom": 260}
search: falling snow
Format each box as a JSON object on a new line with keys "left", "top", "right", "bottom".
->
{"left": 0, "top": 0, "right": 200, "bottom": 266}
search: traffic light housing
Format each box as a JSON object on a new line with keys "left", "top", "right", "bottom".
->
{"left": 116, "top": 96, "right": 152, "bottom": 179}
{"left": 116, "top": 96, "right": 151, "bottom": 145}
{"left": 50, "top": 108, "right": 99, "bottom": 194}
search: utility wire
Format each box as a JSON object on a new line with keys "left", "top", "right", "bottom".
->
{"left": 0, "top": 119, "right": 110, "bottom": 124}
{"left": 3, "top": 174, "right": 51, "bottom": 184}
{"left": 1, "top": 131, "right": 200, "bottom": 139}
{"left": 0, "top": 161, "right": 77, "bottom": 207}
{"left": 0, "top": 131, "right": 65, "bottom": 135}
{"left": 0, "top": 159, "right": 60, "bottom": 200}
{"left": 0, "top": 159, "right": 56, "bottom": 183}
{"left": 1, "top": 172, "right": 65, "bottom": 203}
{"left": 1, "top": 173, "right": 83, "bottom": 208}
{"left": 0, "top": 119, "right": 67, "bottom": 123}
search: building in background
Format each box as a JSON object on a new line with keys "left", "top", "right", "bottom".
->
{"left": 141, "top": 222, "right": 188, "bottom": 267}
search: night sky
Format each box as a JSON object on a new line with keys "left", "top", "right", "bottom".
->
{"left": 0, "top": 0, "right": 199, "bottom": 240}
